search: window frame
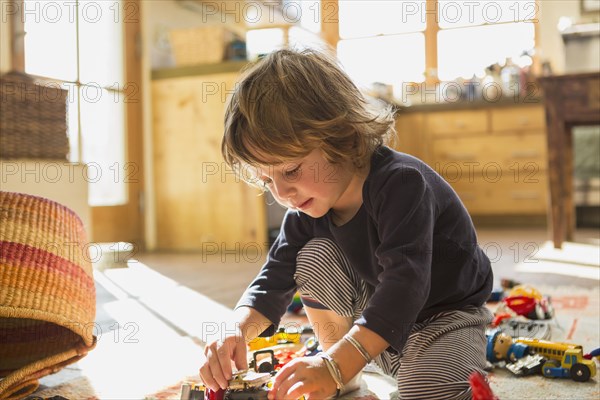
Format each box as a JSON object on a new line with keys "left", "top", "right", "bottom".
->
{"left": 321, "top": 0, "right": 541, "bottom": 84}
{"left": 8, "top": 0, "right": 146, "bottom": 245}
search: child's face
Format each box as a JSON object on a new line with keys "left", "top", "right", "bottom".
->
{"left": 253, "top": 149, "right": 356, "bottom": 218}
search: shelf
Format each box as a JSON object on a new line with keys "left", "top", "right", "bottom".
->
{"left": 151, "top": 60, "right": 249, "bottom": 80}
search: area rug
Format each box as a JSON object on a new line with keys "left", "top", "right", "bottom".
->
{"left": 27, "top": 282, "right": 599, "bottom": 400}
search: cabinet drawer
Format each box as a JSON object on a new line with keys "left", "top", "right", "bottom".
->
{"left": 491, "top": 106, "right": 545, "bottom": 132}
{"left": 432, "top": 133, "right": 547, "bottom": 171}
{"left": 427, "top": 110, "right": 488, "bottom": 136}
{"left": 447, "top": 173, "right": 548, "bottom": 215}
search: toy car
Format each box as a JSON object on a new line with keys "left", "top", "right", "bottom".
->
{"left": 204, "top": 370, "right": 272, "bottom": 400}
{"left": 514, "top": 338, "right": 597, "bottom": 382}
{"left": 505, "top": 354, "right": 546, "bottom": 376}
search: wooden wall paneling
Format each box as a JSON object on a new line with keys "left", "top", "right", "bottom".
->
{"left": 393, "top": 112, "right": 429, "bottom": 163}
{"left": 152, "top": 73, "right": 266, "bottom": 251}
{"left": 320, "top": 0, "right": 339, "bottom": 51}
{"left": 424, "top": 0, "right": 439, "bottom": 84}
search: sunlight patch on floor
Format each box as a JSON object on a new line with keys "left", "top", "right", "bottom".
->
{"left": 536, "top": 241, "right": 600, "bottom": 267}
{"left": 515, "top": 260, "right": 600, "bottom": 280}
{"left": 98, "top": 259, "right": 236, "bottom": 343}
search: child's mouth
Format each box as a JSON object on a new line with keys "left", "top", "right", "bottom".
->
{"left": 298, "top": 198, "right": 313, "bottom": 210}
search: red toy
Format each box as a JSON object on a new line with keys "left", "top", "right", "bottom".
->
{"left": 503, "top": 295, "right": 553, "bottom": 320}
{"left": 502, "top": 285, "right": 554, "bottom": 320}
{"left": 469, "top": 372, "right": 498, "bottom": 400}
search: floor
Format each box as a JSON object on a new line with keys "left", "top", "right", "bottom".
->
{"left": 32, "top": 227, "right": 600, "bottom": 399}
{"left": 132, "top": 227, "right": 600, "bottom": 311}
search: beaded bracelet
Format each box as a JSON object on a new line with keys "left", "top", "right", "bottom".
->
{"left": 343, "top": 334, "right": 372, "bottom": 364}
{"left": 318, "top": 352, "right": 343, "bottom": 398}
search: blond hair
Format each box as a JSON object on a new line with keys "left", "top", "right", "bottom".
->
{"left": 222, "top": 48, "right": 395, "bottom": 184}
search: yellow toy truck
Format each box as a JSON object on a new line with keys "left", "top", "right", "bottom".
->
{"left": 514, "top": 338, "right": 597, "bottom": 382}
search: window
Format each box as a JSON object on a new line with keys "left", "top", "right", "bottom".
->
{"left": 246, "top": 28, "right": 285, "bottom": 60}
{"left": 23, "top": 0, "right": 127, "bottom": 206}
{"left": 332, "top": 0, "right": 537, "bottom": 90}
{"left": 437, "top": 0, "right": 537, "bottom": 81}
{"left": 337, "top": 33, "right": 425, "bottom": 89}
{"left": 336, "top": 0, "right": 426, "bottom": 91}
{"left": 245, "top": 1, "right": 325, "bottom": 60}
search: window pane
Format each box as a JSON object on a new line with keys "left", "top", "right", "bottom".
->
{"left": 438, "top": 0, "right": 537, "bottom": 29}
{"left": 289, "top": 26, "right": 327, "bottom": 51}
{"left": 79, "top": 0, "right": 124, "bottom": 87}
{"left": 80, "top": 86, "right": 126, "bottom": 206}
{"left": 245, "top": 28, "right": 284, "bottom": 60}
{"left": 23, "top": 0, "right": 77, "bottom": 81}
{"left": 337, "top": 33, "right": 426, "bottom": 89}
{"left": 437, "top": 22, "right": 535, "bottom": 81}
{"left": 298, "top": 0, "right": 320, "bottom": 34}
{"left": 339, "top": 0, "right": 425, "bottom": 39}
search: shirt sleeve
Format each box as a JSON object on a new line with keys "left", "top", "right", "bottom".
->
{"left": 235, "top": 209, "right": 312, "bottom": 337}
{"left": 356, "top": 166, "right": 436, "bottom": 352}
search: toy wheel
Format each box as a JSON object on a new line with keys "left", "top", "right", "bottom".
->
{"left": 257, "top": 361, "right": 274, "bottom": 373}
{"left": 542, "top": 360, "right": 560, "bottom": 378}
{"left": 570, "top": 363, "right": 591, "bottom": 382}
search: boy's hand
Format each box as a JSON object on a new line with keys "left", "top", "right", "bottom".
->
{"left": 268, "top": 356, "right": 337, "bottom": 400}
{"left": 199, "top": 335, "right": 247, "bottom": 391}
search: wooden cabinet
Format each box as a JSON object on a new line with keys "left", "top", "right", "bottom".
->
{"left": 395, "top": 104, "right": 549, "bottom": 217}
{"left": 152, "top": 72, "right": 267, "bottom": 251}
{"left": 428, "top": 110, "right": 488, "bottom": 137}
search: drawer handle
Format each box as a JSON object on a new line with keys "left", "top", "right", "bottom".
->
{"left": 445, "top": 153, "right": 477, "bottom": 160}
{"left": 511, "top": 150, "right": 540, "bottom": 158}
{"left": 511, "top": 191, "right": 540, "bottom": 200}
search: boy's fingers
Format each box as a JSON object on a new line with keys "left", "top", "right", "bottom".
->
{"left": 199, "top": 364, "right": 219, "bottom": 392}
{"left": 233, "top": 340, "right": 247, "bottom": 370}
{"left": 206, "top": 346, "right": 229, "bottom": 389}
{"left": 269, "top": 362, "right": 297, "bottom": 399}
{"left": 274, "top": 373, "right": 298, "bottom": 400}
{"left": 285, "top": 381, "right": 307, "bottom": 400}
{"left": 216, "top": 341, "right": 233, "bottom": 380}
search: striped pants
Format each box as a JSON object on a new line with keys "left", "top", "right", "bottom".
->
{"left": 294, "top": 238, "right": 493, "bottom": 400}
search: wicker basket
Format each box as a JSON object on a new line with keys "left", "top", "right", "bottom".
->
{"left": 0, "top": 72, "right": 70, "bottom": 160}
{"left": 169, "top": 26, "right": 226, "bottom": 66}
{"left": 0, "top": 191, "right": 96, "bottom": 400}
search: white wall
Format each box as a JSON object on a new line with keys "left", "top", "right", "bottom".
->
{"left": 538, "top": 0, "right": 600, "bottom": 74}
{"left": 1, "top": 160, "right": 91, "bottom": 233}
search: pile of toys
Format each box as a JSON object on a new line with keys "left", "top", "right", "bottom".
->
{"left": 484, "top": 282, "right": 599, "bottom": 383}
{"left": 181, "top": 326, "right": 318, "bottom": 400}
{"left": 183, "top": 282, "right": 599, "bottom": 400}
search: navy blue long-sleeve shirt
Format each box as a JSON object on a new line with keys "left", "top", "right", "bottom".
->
{"left": 235, "top": 146, "right": 493, "bottom": 352}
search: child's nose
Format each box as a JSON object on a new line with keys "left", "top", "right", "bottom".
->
{"left": 273, "top": 176, "right": 296, "bottom": 199}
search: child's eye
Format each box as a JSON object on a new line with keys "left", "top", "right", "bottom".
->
{"left": 284, "top": 165, "right": 301, "bottom": 178}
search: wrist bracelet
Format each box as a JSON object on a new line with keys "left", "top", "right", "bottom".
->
{"left": 343, "top": 334, "right": 372, "bottom": 364}
{"left": 318, "top": 352, "right": 343, "bottom": 398}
